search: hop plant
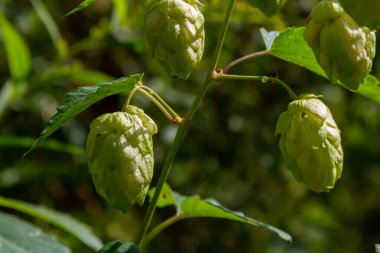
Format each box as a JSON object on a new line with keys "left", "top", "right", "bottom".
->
{"left": 304, "top": 0, "right": 376, "bottom": 91}
{"left": 86, "top": 106, "right": 157, "bottom": 213}
{"left": 247, "top": 0, "right": 287, "bottom": 17}
{"left": 338, "top": 0, "right": 380, "bottom": 30}
{"left": 275, "top": 94, "right": 344, "bottom": 193}
{"left": 144, "top": 0, "right": 205, "bottom": 80}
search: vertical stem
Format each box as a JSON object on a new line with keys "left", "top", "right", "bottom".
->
{"left": 29, "top": 0, "right": 62, "bottom": 48}
{"left": 135, "top": 0, "right": 236, "bottom": 246}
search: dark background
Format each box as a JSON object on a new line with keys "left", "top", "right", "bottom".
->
{"left": 0, "top": 0, "right": 379, "bottom": 252}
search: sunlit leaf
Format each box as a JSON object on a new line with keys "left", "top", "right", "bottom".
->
{"left": 96, "top": 241, "right": 141, "bottom": 253}
{"left": 0, "top": 13, "right": 31, "bottom": 81}
{"left": 0, "top": 211, "right": 69, "bottom": 253}
{"left": 270, "top": 27, "right": 325, "bottom": 76}
{"left": 27, "top": 74, "right": 142, "bottom": 154}
{"left": 0, "top": 196, "right": 102, "bottom": 250}
{"left": 63, "top": 0, "right": 97, "bottom": 18}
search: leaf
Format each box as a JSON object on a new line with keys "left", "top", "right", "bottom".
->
{"left": 30, "top": 68, "right": 114, "bottom": 91}
{"left": 357, "top": 75, "right": 380, "bottom": 104}
{"left": 260, "top": 28, "right": 280, "bottom": 49}
{"left": 270, "top": 27, "right": 325, "bottom": 77}
{"left": 0, "top": 211, "right": 69, "bottom": 253}
{"left": 0, "top": 135, "right": 85, "bottom": 155}
{"left": 148, "top": 183, "right": 176, "bottom": 208}
{"left": 96, "top": 241, "right": 141, "bottom": 253}
{"left": 0, "top": 80, "right": 27, "bottom": 119}
{"left": 27, "top": 74, "right": 142, "bottom": 154}
{"left": 29, "top": 0, "right": 62, "bottom": 48}
{"left": 151, "top": 184, "right": 292, "bottom": 242}
{"left": 0, "top": 196, "right": 102, "bottom": 250}
{"left": 63, "top": 0, "right": 97, "bottom": 18}
{"left": 269, "top": 27, "right": 380, "bottom": 104}
{"left": 0, "top": 13, "right": 32, "bottom": 81}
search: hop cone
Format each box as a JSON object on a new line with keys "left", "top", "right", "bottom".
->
{"left": 86, "top": 106, "right": 157, "bottom": 212}
{"left": 144, "top": 0, "right": 205, "bottom": 80}
{"left": 338, "top": 0, "right": 380, "bottom": 30}
{"left": 275, "top": 94, "right": 343, "bottom": 192}
{"left": 247, "top": 0, "right": 287, "bottom": 17}
{"left": 304, "top": 0, "right": 376, "bottom": 91}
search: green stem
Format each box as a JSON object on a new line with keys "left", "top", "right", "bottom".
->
{"left": 139, "top": 86, "right": 183, "bottom": 124}
{"left": 29, "top": 0, "right": 62, "bottom": 48}
{"left": 123, "top": 83, "right": 183, "bottom": 124}
{"left": 215, "top": 73, "right": 298, "bottom": 100}
{"left": 135, "top": 0, "right": 236, "bottom": 247}
{"left": 123, "top": 85, "right": 144, "bottom": 110}
{"left": 223, "top": 49, "right": 271, "bottom": 73}
{"left": 143, "top": 216, "right": 182, "bottom": 246}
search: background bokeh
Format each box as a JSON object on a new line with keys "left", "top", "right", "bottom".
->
{"left": 0, "top": 0, "right": 379, "bottom": 252}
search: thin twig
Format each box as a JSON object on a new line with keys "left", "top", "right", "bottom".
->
{"left": 215, "top": 73, "right": 298, "bottom": 100}
{"left": 223, "top": 49, "right": 271, "bottom": 74}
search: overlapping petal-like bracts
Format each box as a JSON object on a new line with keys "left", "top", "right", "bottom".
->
{"left": 276, "top": 94, "right": 343, "bottom": 192}
{"left": 145, "top": 0, "right": 205, "bottom": 79}
{"left": 86, "top": 106, "right": 157, "bottom": 212}
{"left": 304, "top": 0, "right": 375, "bottom": 91}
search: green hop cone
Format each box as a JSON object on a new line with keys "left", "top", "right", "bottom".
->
{"left": 247, "top": 0, "right": 287, "bottom": 17}
{"left": 86, "top": 105, "right": 157, "bottom": 213}
{"left": 275, "top": 94, "right": 344, "bottom": 192}
{"left": 304, "top": 0, "right": 376, "bottom": 91}
{"left": 144, "top": 0, "right": 205, "bottom": 79}
{"left": 338, "top": 0, "right": 380, "bottom": 30}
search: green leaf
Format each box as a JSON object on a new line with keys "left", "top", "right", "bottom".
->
{"left": 0, "top": 211, "right": 69, "bottom": 253}
{"left": 270, "top": 27, "right": 325, "bottom": 77}
{"left": 96, "top": 241, "right": 141, "bottom": 253}
{"left": 269, "top": 27, "right": 380, "bottom": 104}
{"left": 357, "top": 75, "right": 380, "bottom": 104}
{"left": 151, "top": 184, "right": 292, "bottom": 242}
{"left": 27, "top": 74, "right": 142, "bottom": 154}
{"left": 30, "top": 68, "right": 114, "bottom": 91}
{"left": 0, "top": 196, "right": 102, "bottom": 250}
{"left": 0, "top": 13, "right": 32, "bottom": 81}
{"left": 0, "top": 135, "right": 85, "bottom": 155}
{"left": 63, "top": 0, "right": 97, "bottom": 18}
{"left": 148, "top": 183, "right": 176, "bottom": 208}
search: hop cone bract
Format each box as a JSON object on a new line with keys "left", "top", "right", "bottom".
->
{"left": 86, "top": 106, "right": 157, "bottom": 212}
{"left": 144, "top": 0, "right": 205, "bottom": 79}
{"left": 275, "top": 94, "right": 343, "bottom": 192}
{"left": 247, "top": 0, "right": 287, "bottom": 17}
{"left": 304, "top": 0, "right": 376, "bottom": 91}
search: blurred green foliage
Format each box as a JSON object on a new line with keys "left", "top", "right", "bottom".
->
{"left": 0, "top": 0, "right": 379, "bottom": 252}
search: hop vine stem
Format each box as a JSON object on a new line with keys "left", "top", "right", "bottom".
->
{"left": 214, "top": 72, "right": 298, "bottom": 100}
{"left": 135, "top": 0, "right": 236, "bottom": 247}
